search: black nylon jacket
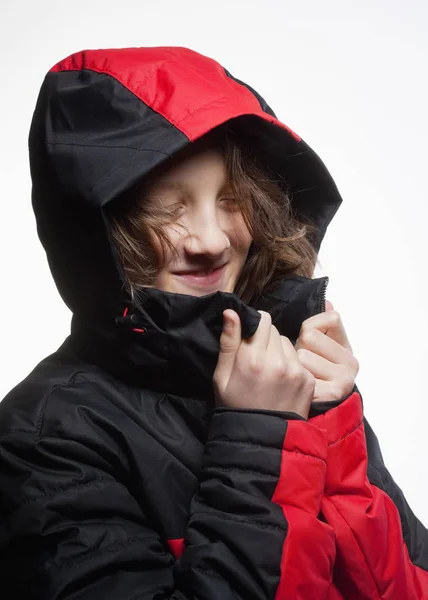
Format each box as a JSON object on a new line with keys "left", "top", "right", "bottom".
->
{"left": 0, "top": 47, "right": 427, "bottom": 600}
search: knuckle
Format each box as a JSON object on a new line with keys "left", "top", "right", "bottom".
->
{"left": 271, "top": 361, "right": 288, "bottom": 379}
{"left": 329, "top": 310, "right": 342, "bottom": 326}
{"left": 299, "top": 322, "right": 308, "bottom": 337}
{"left": 280, "top": 334, "right": 292, "bottom": 348}
{"left": 296, "top": 348, "right": 309, "bottom": 361}
{"left": 351, "top": 356, "right": 360, "bottom": 373}
{"left": 332, "top": 385, "right": 344, "bottom": 400}
{"left": 287, "top": 362, "right": 304, "bottom": 381}
{"left": 344, "top": 373, "right": 355, "bottom": 389}
{"left": 304, "top": 371, "right": 316, "bottom": 389}
{"left": 212, "top": 376, "right": 223, "bottom": 396}
{"left": 220, "top": 341, "right": 238, "bottom": 354}
{"left": 259, "top": 310, "right": 272, "bottom": 326}
{"left": 248, "top": 358, "right": 264, "bottom": 376}
{"left": 300, "top": 329, "right": 316, "bottom": 345}
{"left": 270, "top": 323, "right": 280, "bottom": 337}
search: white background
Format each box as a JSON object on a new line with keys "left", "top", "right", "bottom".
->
{"left": 0, "top": 1, "right": 427, "bottom": 524}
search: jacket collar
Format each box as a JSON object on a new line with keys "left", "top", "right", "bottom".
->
{"left": 69, "top": 275, "right": 329, "bottom": 399}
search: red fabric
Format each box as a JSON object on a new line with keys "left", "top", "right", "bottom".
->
{"left": 310, "top": 393, "right": 428, "bottom": 599}
{"left": 327, "top": 583, "right": 345, "bottom": 599}
{"left": 49, "top": 47, "right": 301, "bottom": 144}
{"left": 272, "top": 420, "right": 336, "bottom": 599}
{"left": 167, "top": 537, "right": 185, "bottom": 560}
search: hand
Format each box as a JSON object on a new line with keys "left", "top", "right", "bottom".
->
{"left": 295, "top": 301, "right": 359, "bottom": 403}
{"left": 213, "top": 309, "right": 315, "bottom": 419}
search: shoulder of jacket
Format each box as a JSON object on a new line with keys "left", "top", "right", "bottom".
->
{"left": 0, "top": 359, "right": 129, "bottom": 440}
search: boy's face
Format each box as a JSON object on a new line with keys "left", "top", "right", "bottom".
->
{"left": 146, "top": 147, "right": 252, "bottom": 296}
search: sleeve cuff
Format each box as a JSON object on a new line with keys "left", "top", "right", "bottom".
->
{"left": 308, "top": 390, "right": 363, "bottom": 446}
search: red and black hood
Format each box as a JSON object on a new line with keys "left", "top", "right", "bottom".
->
{"left": 29, "top": 46, "right": 342, "bottom": 325}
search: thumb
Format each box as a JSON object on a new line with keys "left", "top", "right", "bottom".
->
{"left": 325, "top": 300, "right": 334, "bottom": 312}
{"left": 214, "top": 309, "right": 242, "bottom": 388}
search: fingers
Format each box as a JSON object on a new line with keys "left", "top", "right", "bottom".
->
{"left": 215, "top": 310, "right": 242, "bottom": 388}
{"left": 325, "top": 300, "right": 334, "bottom": 312}
{"left": 265, "top": 322, "right": 286, "bottom": 366}
{"left": 296, "top": 348, "right": 336, "bottom": 380}
{"left": 297, "top": 347, "right": 358, "bottom": 400}
{"left": 245, "top": 310, "right": 273, "bottom": 350}
{"left": 280, "top": 335, "right": 316, "bottom": 388}
{"left": 299, "top": 306, "right": 352, "bottom": 351}
{"left": 235, "top": 311, "right": 274, "bottom": 375}
{"left": 312, "top": 378, "right": 350, "bottom": 403}
{"left": 280, "top": 334, "right": 298, "bottom": 361}
{"left": 295, "top": 328, "right": 354, "bottom": 366}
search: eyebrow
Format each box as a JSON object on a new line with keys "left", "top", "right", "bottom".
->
{"left": 152, "top": 180, "right": 187, "bottom": 192}
{"left": 152, "top": 180, "right": 232, "bottom": 194}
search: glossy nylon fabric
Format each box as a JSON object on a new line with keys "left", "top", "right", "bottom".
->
{"left": 0, "top": 46, "right": 427, "bottom": 600}
{"left": 30, "top": 46, "right": 343, "bottom": 321}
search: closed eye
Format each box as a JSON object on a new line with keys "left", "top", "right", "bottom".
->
{"left": 165, "top": 203, "right": 186, "bottom": 220}
{"left": 219, "top": 197, "right": 240, "bottom": 211}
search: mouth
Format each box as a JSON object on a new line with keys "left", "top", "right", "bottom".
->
{"left": 172, "top": 264, "right": 227, "bottom": 289}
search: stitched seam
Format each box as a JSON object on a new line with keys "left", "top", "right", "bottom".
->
{"left": 81, "top": 62, "right": 171, "bottom": 96}
{"left": 328, "top": 419, "right": 364, "bottom": 447}
{"left": 1, "top": 428, "right": 35, "bottom": 434}
{"left": 92, "top": 128, "right": 176, "bottom": 191}
{"left": 281, "top": 449, "right": 326, "bottom": 465}
{"left": 323, "top": 496, "right": 382, "bottom": 599}
{"left": 209, "top": 438, "right": 281, "bottom": 451}
{"left": 209, "top": 438, "right": 325, "bottom": 463}
{"left": 50, "top": 62, "right": 171, "bottom": 105}
{"left": 0, "top": 371, "right": 88, "bottom": 438}
{"left": 127, "top": 588, "right": 172, "bottom": 600}
{"left": 193, "top": 509, "right": 285, "bottom": 532}
{"left": 37, "top": 370, "right": 93, "bottom": 437}
{"left": 202, "top": 465, "right": 277, "bottom": 478}
{"left": 52, "top": 64, "right": 227, "bottom": 130}
{"left": 368, "top": 475, "right": 428, "bottom": 574}
{"left": 4, "top": 477, "right": 115, "bottom": 517}
{"left": 174, "top": 95, "right": 227, "bottom": 124}
{"left": 40, "top": 534, "right": 147, "bottom": 574}
{"left": 45, "top": 141, "right": 170, "bottom": 155}
{"left": 179, "top": 566, "right": 223, "bottom": 581}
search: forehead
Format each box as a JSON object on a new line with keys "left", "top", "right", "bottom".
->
{"left": 149, "top": 147, "right": 228, "bottom": 190}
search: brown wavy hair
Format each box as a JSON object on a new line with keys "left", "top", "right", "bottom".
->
{"left": 108, "top": 127, "right": 319, "bottom": 304}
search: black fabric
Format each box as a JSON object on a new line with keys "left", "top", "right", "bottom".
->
{"left": 29, "top": 67, "right": 342, "bottom": 322}
{"left": 365, "top": 418, "right": 428, "bottom": 571}
{"left": 0, "top": 276, "right": 331, "bottom": 599}
{"left": 308, "top": 383, "right": 359, "bottom": 418}
{"left": 29, "top": 69, "right": 190, "bottom": 320}
{"left": 69, "top": 277, "right": 330, "bottom": 397}
{"left": 1, "top": 47, "right": 425, "bottom": 599}
{"left": 224, "top": 116, "right": 342, "bottom": 253}
{"left": 0, "top": 277, "right": 325, "bottom": 600}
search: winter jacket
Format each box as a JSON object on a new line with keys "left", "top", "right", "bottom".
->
{"left": 0, "top": 46, "right": 427, "bottom": 600}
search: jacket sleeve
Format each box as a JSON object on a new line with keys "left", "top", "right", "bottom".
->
{"left": 309, "top": 390, "right": 428, "bottom": 599}
{"left": 0, "top": 386, "right": 335, "bottom": 600}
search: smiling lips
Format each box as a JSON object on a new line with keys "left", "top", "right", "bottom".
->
{"left": 173, "top": 264, "right": 227, "bottom": 288}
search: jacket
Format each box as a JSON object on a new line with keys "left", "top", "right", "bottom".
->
{"left": 0, "top": 46, "right": 427, "bottom": 600}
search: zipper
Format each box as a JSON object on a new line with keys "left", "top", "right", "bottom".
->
{"left": 319, "top": 276, "right": 329, "bottom": 313}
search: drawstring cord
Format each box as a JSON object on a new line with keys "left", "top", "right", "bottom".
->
{"left": 114, "top": 307, "right": 146, "bottom": 334}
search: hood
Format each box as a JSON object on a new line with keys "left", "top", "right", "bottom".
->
{"left": 29, "top": 46, "right": 342, "bottom": 323}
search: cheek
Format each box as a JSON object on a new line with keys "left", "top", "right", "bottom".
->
{"left": 154, "top": 223, "right": 185, "bottom": 266}
{"left": 229, "top": 215, "right": 252, "bottom": 255}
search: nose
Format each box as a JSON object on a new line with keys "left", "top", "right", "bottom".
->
{"left": 183, "top": 213, "right": 230, "bottom": 258}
